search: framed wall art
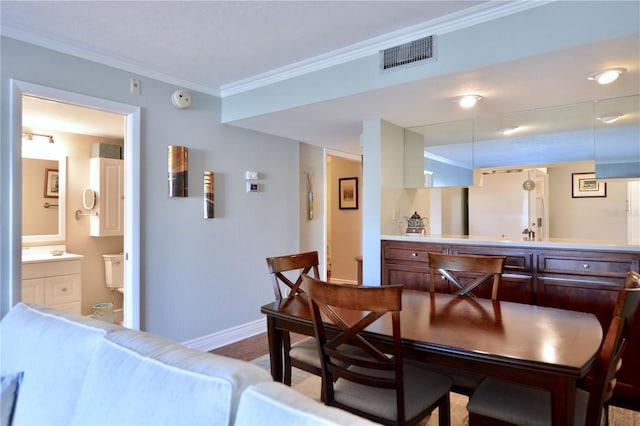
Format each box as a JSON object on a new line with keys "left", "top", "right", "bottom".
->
{"left": 44, "top": 168, "right": 59, "bottom": 198}
{"left": 572, "top": 172, "right": 606, "bottom": 198}
{"left": 339, "top": 177, "right": 358, "bottom": 209}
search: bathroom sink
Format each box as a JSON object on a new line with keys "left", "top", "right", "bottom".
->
{"left": 22, "top": 246, "right": 84, "bottom": 263}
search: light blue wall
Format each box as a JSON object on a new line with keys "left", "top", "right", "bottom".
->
{"left": 1, "top": 37, "right": 302, "bottom": 342}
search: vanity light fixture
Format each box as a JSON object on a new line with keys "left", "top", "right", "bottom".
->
{"left": 596, "top": 114, "right": 623, "bottom": 124}
{"left": 500, "top": 126, "right": 519, "bottom": 136}
{"left": 454, "top": 94, "right": 483, "bottom": 108}
{"left": 22, "top": 131, "right": 55, "bottom": 143}
{"left": 588, "top": 68, "right": 626, "bottom": 85}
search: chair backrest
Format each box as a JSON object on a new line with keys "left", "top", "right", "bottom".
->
{"left": 585, "top": 271, "right": 640, "bottom": 424}
{"left": 428, "top": 252, "right": 506, "bottom": 300}
{"left": 302, "top": 274, "right": 407, "bottom": 423}
{"left": 266, "top": 251, "right": 320, "bottom": 302}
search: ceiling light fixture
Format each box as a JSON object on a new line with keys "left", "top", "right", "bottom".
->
{"left": 454, "top": 94, "right": 482, "bottom": 108}
{"left": 596, "top": 114, "right": 623, "bottom": 124}
{"left": 588, "top": 68, "right": 626, "bottom": 85}
{"left": 500, "top": 126, "right": 519, "bottom": 136}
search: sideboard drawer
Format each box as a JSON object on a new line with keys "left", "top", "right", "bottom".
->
{"left": 538, "top": 253, "right": 636, "bottom": 278}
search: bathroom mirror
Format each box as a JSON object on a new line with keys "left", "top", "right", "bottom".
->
{"left": 22, "top": 150, "right": 66, "bottom": 243}
{"left": 82, "top": 187, "right": 96, "bottom": 210}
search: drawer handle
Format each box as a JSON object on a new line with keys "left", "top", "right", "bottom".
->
{"left": 411, "top": 252, "right": 418, "bottom": 257}
{"left": 61, "top": 287, "right": 68, "bottom": 292}
{"left": 583, "top": 263, "right": 590, "bottom": 269}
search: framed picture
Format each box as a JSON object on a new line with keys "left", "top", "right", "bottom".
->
{"left": 572, "top": 172, "right": 606, "bottom": 198}
{"left": 44, "top": 168, "right": 59, "bottom": 198}
{"left": 339, "top": 177, "right": 358, "bottom": 209}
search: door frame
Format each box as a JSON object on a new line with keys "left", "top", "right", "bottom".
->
{"left": 7, "top": 79, "right": 141, "bottom": 329}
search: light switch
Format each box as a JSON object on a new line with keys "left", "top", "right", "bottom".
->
{"left": 246, "top": 182, "right": 260, "bottom": 193}
{"left": 245, "top": 171, "right": 258, "bottom": 180}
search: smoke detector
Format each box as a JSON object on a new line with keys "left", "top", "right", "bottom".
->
{"left": 171, "top": 89, "right": 192, "bottom": 109}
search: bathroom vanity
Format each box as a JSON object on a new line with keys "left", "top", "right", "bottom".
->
{"left": 381, "top": 236, "right": 640, "bottom": 408}
{"left": 22, "top": 247, "right": 84, "bottom": 315}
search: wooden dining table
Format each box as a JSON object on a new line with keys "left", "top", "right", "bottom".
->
{"left": 261, "top": 290, "right": 603, "bottom": 425}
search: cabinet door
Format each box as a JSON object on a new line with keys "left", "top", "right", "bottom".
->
{"left": 387, "top": 267, "right": 429, "bottom": 291}
{"left": 22, "top": 278, "right": 45, "bottom": 304}
{"left": 497, "top": 274, "right": 534, "bottom": 304}
{"left": 90, "top": 157, "right": 124, "bottom": 236}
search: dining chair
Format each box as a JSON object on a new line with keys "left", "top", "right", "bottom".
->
{"left": 428, "top": 252, "right": 506, "bottom": 301}
{"left": 265, "top": 251, "right": 323, "bottom": 385}
{"left": 302, "top": 274, "right": 453, "bottom": 426}
{"left": 467, "top": 270, "right": 640, "bottom": 426}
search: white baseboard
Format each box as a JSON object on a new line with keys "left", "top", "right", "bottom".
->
{"left": 182, "top": 318, "right": 266, "bottom": 352}
{"left": 181, "top": 280, "right": 355, "bottom": 352}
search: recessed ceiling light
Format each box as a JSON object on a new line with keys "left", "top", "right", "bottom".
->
{"left": 454, "top": 94, "right": 482, "bottom": 108}
{"left": 596, "top": 114, "right": 623, "bottom": 124}
{"left": 588, "top": 68, "right": 626, "bottom": 85}
{"left": 500, "top": 126, "right": 519, "bottom": 136}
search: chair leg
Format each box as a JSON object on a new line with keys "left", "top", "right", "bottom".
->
{"left": 604, "top": 404, "right": 610, "bottom": 426}
{"left": 438, "top": 393, "right": 450, "bottom": 426}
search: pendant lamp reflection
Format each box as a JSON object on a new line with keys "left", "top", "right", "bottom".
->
{"left": 168, "top": 146, "right": 188, "bottom": 197}
{"left": 204, "top": 171, "right": 214, "bottom": 218}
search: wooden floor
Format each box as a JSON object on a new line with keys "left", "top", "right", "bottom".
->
{"left": 210, "top": 333, "right": 270, "bottom": 361}
{"left": 210, "top": 332, "right": 306, "bottom": 361}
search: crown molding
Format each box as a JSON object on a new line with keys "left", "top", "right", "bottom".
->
{"left": 2, "top": 1, "right": 550, "bottom": 99}
{"left": 1, "top": 27, "right": 221, "bottom": 97}
{"left": 220, "top": 1, "right": 551, "bottom": 97}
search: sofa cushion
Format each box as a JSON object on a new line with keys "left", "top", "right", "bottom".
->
{"left": 0, "top": 303, "right": 121, "bottom": 425}
{"left": 72, "top": 329, "right": 272, "bottom": 425}
{"left": 235, "top": 382, "right": 379, "bottom": 426}
{"left": 1, "top": 372, "right": 23, "bottom": 426}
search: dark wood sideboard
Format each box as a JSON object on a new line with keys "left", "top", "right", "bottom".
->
{"left": 381, "top": 239, "right": 640, "bottom": 409}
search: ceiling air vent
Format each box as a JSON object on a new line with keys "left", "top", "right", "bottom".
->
{"left": 380, "top": 35, "right": 436, "bottom": 71}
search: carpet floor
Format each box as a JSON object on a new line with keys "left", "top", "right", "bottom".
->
{"left": 252, "top": 355, "right": 640, "bottom": 425}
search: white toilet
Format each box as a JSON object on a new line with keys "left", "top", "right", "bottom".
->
{"left": 103, "top": 253, "right": 124, "bottom": 292}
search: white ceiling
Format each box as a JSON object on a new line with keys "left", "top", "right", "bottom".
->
{"left": 3, "top": 1, "right": 639, "bottom": 154}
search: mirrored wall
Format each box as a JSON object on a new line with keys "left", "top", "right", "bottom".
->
{"left": 405, "top": 95, "right": 640, "bottom": 188}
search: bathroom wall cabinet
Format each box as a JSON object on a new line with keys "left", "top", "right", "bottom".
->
{"left": 381, "top": 239, "right": 640, "bottom": 408}
{"left": 90, "top": 157, "right": 124, "bottom": 236}
{"left": 22, "top": 259, "right": 82, "bottom": 315}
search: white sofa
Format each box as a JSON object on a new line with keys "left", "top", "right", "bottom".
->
{"left": 0, "top": 303, "right": 376, "bottom": 426}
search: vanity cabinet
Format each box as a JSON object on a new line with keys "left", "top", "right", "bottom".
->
{"left": 22, "top": 259, "right": 82, "bottom": 314}
{"left": 381, "top": 239, "right": 640, "bottom": 408}
{"left": 90, "top": 157, "right": 124, "bottom": 237}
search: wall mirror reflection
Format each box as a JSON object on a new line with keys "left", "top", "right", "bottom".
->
{"left": 407, "top": 95, "right": 640, "bottom": 242}
{"left": 405, "top": 95, "right": 640, "bottom": 188}
{"left": 22, "top": 148, "right": 66, "bottom": 243}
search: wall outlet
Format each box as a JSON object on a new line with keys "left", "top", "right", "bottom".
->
{"left": 245, "top": 171, "right": 258, "bottom": 180}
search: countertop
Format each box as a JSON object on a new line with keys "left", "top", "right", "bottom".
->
{"left": 381, "top": 234, "right": 640, "bottom": 252}
{"left": 22, "top": 245, "right": 84, "bottom": 264}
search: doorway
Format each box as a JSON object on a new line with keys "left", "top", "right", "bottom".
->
{"left": 8, "top": 80, "right": 141, "bottom": 329}
{"left": 325, "top": 150, "right": 362, "bottom": 284}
